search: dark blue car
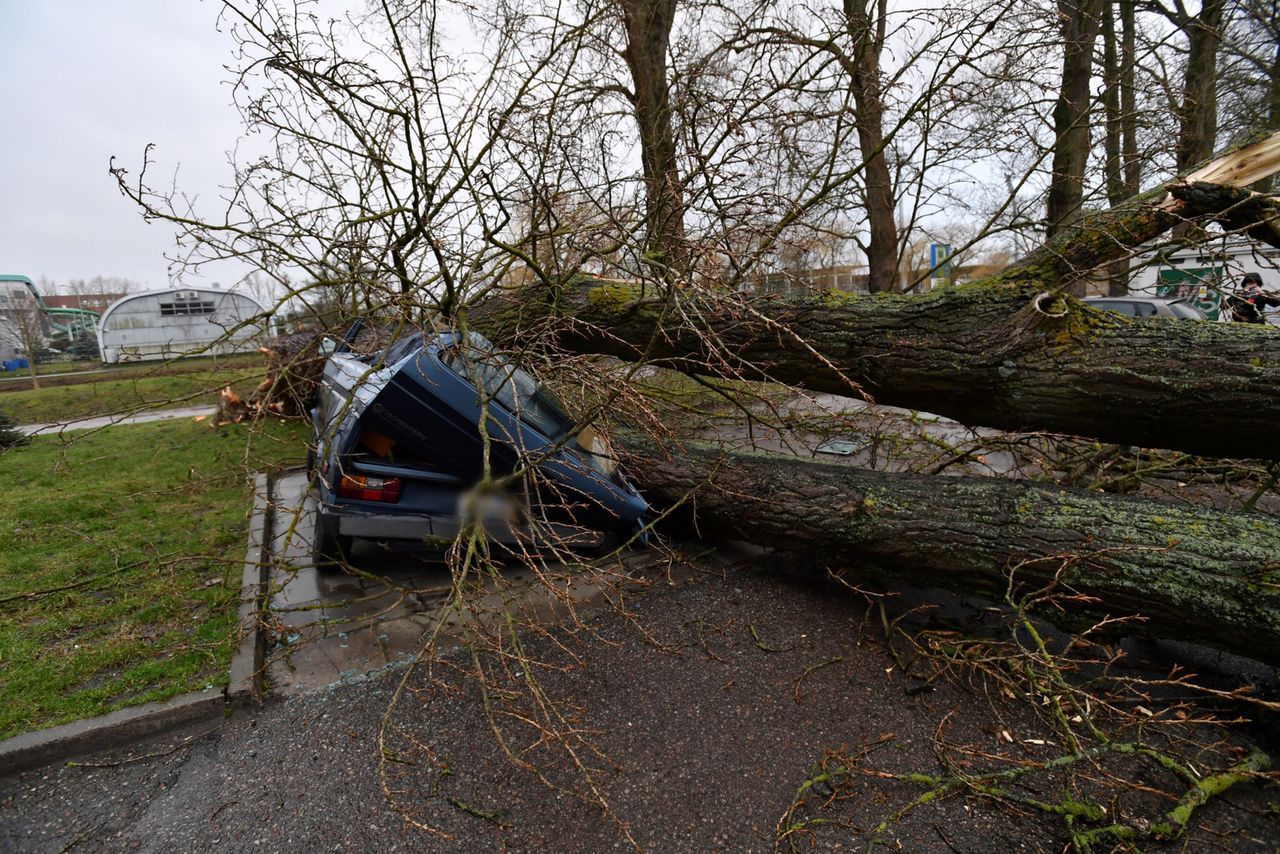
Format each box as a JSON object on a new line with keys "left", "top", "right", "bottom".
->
{"left": 309, "top": 327, "right": 648, "bottom": 563}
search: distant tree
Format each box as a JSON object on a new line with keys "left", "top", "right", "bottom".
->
{"left": 1, "top": 289, "right": 48, "bottom": 389}
{"left": 50, "top": 276, "right": 144, "bottom": 297}
{"left": 236, "top": 271, "right": 283, "bottom": 311}
{"left": 0, "top": 409, "right": 29, "bottom": 449}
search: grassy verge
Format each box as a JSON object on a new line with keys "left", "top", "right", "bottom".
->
{"left": 0, "top": 417, "right": 307, "bottom": 739}
{"left": 0, "top": 360, "right": 97, "bottom": 379}
{"left": 0, "top": 355, "right": 265, "bottom": 424}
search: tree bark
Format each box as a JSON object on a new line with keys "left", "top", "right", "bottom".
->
{"left": 1045, "top": 0, "right": 1104, "bottom": 247}
{"left": 619, "top": 0, "right": 687, "bottom": 273}
{"left": 1102, "top": 0, "right": 1141, "bottom": 296}
{"left": 624, "top": 435, "right": 1280, "bottom": 662}
{"left": 1120, "top": 0, "right": 1140, "bottom": 194}
{"left": 473, "top": 136, "right": 1280, "bottom": 459}
{"left": 1175, "top": 0, "right": 1226, "bottom": 172}
{"left": 843, "top": 0, "right": 899, "bottom": 293}
{"left": 1271, "top": 36, "right": 1280, "bottom": 134}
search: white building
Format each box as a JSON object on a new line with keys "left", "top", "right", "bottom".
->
{"left": 97, "top": 288, "right": 269, "bottom": 364}
{"left": 0, "top": 276, "right": 48, "bottom": 362}
{"left": 1129, "top": 239, "right": 1280, "bottom": 322}
{"left": 0, "top": 317, "right": 22, "bottom": 361}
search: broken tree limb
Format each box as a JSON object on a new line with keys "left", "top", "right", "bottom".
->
{"left": 472, "top": 134, "right": 1280, "bottom": 459}
{"left": 212, "top": 329, "right": 329, "bottom": 425}
{"left": 1007, "top": 130, "right": 1280, "bottom": 283}
{"left": 621, "top": 435, "right": 1280, "bottom": 662}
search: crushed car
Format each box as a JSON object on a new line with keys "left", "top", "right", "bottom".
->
{"left": 309, "top": 325, "right": 648, "bottom": 564}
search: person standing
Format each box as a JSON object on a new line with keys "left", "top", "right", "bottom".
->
{"left": 1226, "top": 272, "right": 1280, "bottom": 323}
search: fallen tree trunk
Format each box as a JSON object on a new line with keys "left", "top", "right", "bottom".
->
{"left": 474, "top": 136, "right": 1280, "bottom": 459}
{"left": 624, "top": 436, "right": 1280, "bottom": 662}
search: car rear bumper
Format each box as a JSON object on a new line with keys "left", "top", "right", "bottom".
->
{"left": 337, "top": 510, "right": 485, "bottom": 545}
{"left": 319, "top": 505, "right": 609, "bottom": 549}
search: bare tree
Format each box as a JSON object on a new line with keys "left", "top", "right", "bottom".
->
{"left": 0, "top": 287, "right": 48, "bottom": 389}
{"left": 619, "top": 0, "right": 688, "bottom": 273}
{"left": 841, "top": 0, "right": 897, "bottom": 292}
{"left": 1219, "top": 0, "right": 1280, "bottom": 170}
{"left": 1101, "top": 0, "right": 1143, "bottom": 293}
{"left": 1045, "top": 0, "right": 1105, "bottom": 241}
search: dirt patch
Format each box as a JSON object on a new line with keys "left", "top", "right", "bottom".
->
{"left": 2, "top": 553, "right": 1276, "bottom": 852}
{"left": 371, "top": 560, "right": 1278, "bottom": 851}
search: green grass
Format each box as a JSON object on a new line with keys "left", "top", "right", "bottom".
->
{"left": 0, "top": 355, "right": 265, "bottom": 424}
{"left": 28, "top": 359, "right": 101, "bottom": 376}
{"left": 0, "top": 417, "right": 308, "bottom": 739}
{"left": 0, "top": 359, "right": 98, "bottom": 378}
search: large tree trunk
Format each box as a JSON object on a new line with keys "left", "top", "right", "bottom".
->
{"left": 619, "top": 0, "right": 687, "bottom": 273}
{"left": 624, "top": 435, "right": 1280, "bottom": 662}
{"left": 843, "top": 0, "right": 899, "bottom": 293}
{"left": 525, "top": 275, "right": 1280, "bottom": 458}
{"left": 1159, "top": 0, "right": 1226, "bottom": 241}
{"left": 1102, "top": 0, "right": 1141, "bottom": 296}
{"left": 1045, "top": 0, "right": 1104, "bottom": 249}
{"left": 1264, "top": 34, "right": 1280, "bottom": 193}
{"left": 1175, "top": 0, "right": 1226, "bottom": 172}
{"left": 474, "top": 135, "right": 1280, "bottom": 459}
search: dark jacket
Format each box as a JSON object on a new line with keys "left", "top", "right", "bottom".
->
{"left": 1227, "top": 288, "right": 1280, "bottom": 323}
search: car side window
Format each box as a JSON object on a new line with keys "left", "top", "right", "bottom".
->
{"left": 1132, "top": 302, "right": 1157, "bottom": 317}
{"left": 1102, "top": 301, "right": 1137, "bottom": 316}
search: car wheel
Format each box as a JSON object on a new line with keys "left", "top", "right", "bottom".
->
{"left": 579, "top": 529, "right": 621, "bottom": 557}
{"left": 305, "top": 445, "right": 316, "bottom": 477}
{"left": 313, "top": 515, "right": 353, "bottom": 572}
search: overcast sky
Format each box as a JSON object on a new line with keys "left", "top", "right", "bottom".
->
{"left": 0, "top": 2, "right": 246, "bottom": 292}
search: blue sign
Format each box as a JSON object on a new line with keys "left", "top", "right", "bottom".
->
{"left": 929, "top": 243, "right": 952, "bottom": 282}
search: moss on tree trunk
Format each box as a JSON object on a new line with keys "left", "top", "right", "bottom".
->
{"left": 479, "top": 277, "right": 1280, "bottom": 458}
{"left": 623, "top": 435, "right": 1280, "bottom": 662}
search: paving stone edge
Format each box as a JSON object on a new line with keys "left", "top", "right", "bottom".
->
{"left": 0, "top": 471, "right": 276, "bottom": 776}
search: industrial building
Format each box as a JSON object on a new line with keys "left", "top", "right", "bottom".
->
{"left": 97, "top": 287, "right": 269, "bottom": 364}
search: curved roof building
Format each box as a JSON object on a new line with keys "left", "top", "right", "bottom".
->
{"left": 97, "top": 288, "right": 269, "bottom": 363}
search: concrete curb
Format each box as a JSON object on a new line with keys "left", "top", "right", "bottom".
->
{"left": 0, "top": 471, "right": 277, "bottom": 777}
{"left": 0, "top": 691, "right": 226, "bottom": 776}
{"left": 227, "top": 472, "right": 274, "bottom": 703}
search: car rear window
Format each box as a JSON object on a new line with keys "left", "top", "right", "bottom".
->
{"left": 384, "top": 333, "right": 426, "bottom": 366}
{"left": 440, "top": 335, "right": 574, "bottom": 438}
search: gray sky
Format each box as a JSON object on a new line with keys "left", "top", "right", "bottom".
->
{"left": 0, "top": 1, "right": 244, "bottom": 292}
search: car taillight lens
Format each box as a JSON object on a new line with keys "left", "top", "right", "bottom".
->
{"left": 338, "top": 474, "right": 402, "bottom": 502}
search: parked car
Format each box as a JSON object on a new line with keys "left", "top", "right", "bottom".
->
{"left": 309, "top": 326, "right": 648, "bottom": 564}
{"left": 1082, "top": 296, "right": 1208, "bottom": 320}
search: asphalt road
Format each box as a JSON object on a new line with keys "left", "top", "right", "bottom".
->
{"left": 2, "top": 559, "right": 1276, "bottom": 853}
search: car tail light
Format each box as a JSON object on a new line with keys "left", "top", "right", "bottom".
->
{"left": 338, "top": 474, "right": 402, "bottom": 502}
